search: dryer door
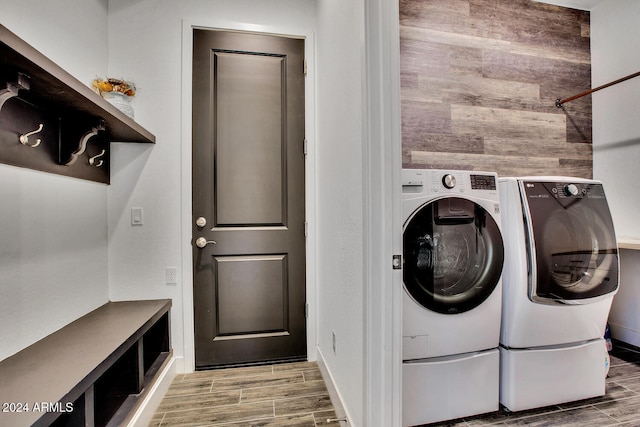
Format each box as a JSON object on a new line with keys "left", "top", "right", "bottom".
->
{"left": 403, "top": 197, "right": 504, "bottom": 314}
{"left": 521, "top": 181, "right": 619, "bottom": 303}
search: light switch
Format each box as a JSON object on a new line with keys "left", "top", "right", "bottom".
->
{"left": 131, "top": 207, "right": 144, "bottom": 226}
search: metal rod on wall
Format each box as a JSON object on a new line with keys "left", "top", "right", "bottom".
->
{"left": 556, "top": 70, "right": 640, "bottom": 108}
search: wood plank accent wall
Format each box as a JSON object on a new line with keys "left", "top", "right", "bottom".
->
{"left": 400, "top": 0, "right": 592, "bottom": 178}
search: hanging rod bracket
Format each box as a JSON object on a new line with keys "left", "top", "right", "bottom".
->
{"left": 555, "top": 99, "right": 564, "bottom": 108}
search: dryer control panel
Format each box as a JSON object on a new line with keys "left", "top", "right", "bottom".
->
{"left": 523, "top": 181, "right": 607, "bottom": 205}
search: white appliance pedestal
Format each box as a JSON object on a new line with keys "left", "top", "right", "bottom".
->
{"left": 402, "top": 349, "right": 499, "bottom": 427}
{"left": 500, "top": 338, "right": 608, "bottom": 412}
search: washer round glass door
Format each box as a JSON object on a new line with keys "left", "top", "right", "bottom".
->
{"left": 521, "top": 181, "right": 619, "bottom": 303}
{"left": 403, "top": 197, "right": 504, "bottom": 314}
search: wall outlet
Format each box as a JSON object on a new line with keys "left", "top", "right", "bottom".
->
{"left": 332, "top": 331, "right": 337, "bottom": 355}
{"left": 165, "top": 267, "right": 177, "bottom": 285}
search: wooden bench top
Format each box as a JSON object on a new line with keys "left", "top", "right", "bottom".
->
{"left": 0, "top": 299, "right": 171, "bottom": 426}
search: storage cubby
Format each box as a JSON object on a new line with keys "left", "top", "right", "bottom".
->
{"left": 95, "top": 344, "right": 141, "bottom": 427}
{"left": 143, "top": 312, "right": 171, "bottom": 374}
{"left": 0, "top": 299, "right": 171, "bottom": 427}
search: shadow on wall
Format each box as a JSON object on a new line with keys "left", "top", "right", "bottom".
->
{"left": 557, "top": 102, "right": 591, "bottom": 144}
{"left": 592, "top": 138, "right": 640, "bottom": 152}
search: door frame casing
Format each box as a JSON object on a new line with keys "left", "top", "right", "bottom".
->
{"left": 179, "top": 20, "right": 317, "bottom": 374}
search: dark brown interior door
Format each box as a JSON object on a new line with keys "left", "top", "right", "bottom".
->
{"left": 192, "top": 29, "right": 306, "bottom": 369}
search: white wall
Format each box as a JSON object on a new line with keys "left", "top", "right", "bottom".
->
{"left": 591, "top": 0, "right": 640, "bottom": 345}
{"left": 362, "top": 0, "right": 404, "bottom": 424}
{"left": 316, "top": 0, "right": 366, "bottom": 425}
{"left": 609, "top": 249, "right": 640, "bottom": 346}
{"left": 0, "top": 0, "right": 109, "bottom": 85}
{"left": 0, "top": 0, "right": 110, "bottom": 361}
{"left": 591, "top": 0, "right": 640, "bottom": 236}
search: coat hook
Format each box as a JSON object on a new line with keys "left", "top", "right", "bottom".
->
{"left": 65, "top": 120, "right": 106, "bottom": 166}
{"left": 89, "top": 149, "right": 106, "bottom": 167}
{"left": 19, "top": 123, "right": 44, "bottom": 148}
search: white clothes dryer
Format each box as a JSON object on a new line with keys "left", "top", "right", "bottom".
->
{"left": 402, "top": 169, "right": 504, "bottom": 426}
{"left": 499, "top": 177, "right": 619, "bottom": 412}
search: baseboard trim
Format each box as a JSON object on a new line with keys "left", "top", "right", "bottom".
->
{"left": 612, "top": 337, "right": 640, "bottom": 353}
{"left": 609, "top": 323, "right": 640, "bottom": 349}
{"left": 128, "top": 355, "right": 177, "bottom": 427}
{"left": 316, "top": 347, "right": 352, "bottom": 426}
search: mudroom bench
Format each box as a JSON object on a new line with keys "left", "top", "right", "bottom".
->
{"left": 0, "top": 299, "right": 171, "bottom": 427}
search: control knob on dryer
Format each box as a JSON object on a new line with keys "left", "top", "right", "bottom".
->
{"left": 442, "top": 174, "right": 456, "bottom": 189}
{"left": 564, "top": 183, "right": 579, "bottom": 196}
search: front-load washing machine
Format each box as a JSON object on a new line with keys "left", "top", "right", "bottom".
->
{"left": 402, "top": 169, "right": 504, "bottom": 426}
{"left": 499, "top": 177, "right": 619, "bottom": 412}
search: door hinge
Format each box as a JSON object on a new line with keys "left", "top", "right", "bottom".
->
{"left": 303, "top": 59, "right": 308, "bottom": 76}
{"left": 392, "top": 254, "right": 402, "bottom": 270}
{"left": 303, "top": 139, "right": 308, "bottom": 155}
{"left": 305, "top": 303, "right": 309, "bottom": 318}
{"left": 304, "top": 221, "right": 309, "bottom": 237}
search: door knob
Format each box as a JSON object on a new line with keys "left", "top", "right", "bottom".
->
{"left": 195, "top": 237, "right": 216, "bottom": 248}
{"left": 195, "top": 217, "right": 207, "bottom": 228}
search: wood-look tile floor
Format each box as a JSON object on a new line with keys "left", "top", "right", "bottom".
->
{"left": 151, "top": 343, "right": 640, "bottom": 426}
{"left": 149, "top": 361, "right": 338, "bottom": 427}
{"left": 423, "top": 342, "right": 640, "bottom": 426}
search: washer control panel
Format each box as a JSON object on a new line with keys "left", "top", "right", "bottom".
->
{"left": 470, "top": 174, "right": 497, "bottom": 191}
{"left": 402, "top": 169, "right": 499, "bottom": 197}
{"left": 431, "top": 172, "right": 465, "bottom": 193}
{"left": 442, "top": 174, "right": 456, "bottom": 189}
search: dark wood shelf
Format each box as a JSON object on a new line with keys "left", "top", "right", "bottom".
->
{"left": 0, "top": 24, "right": 155, "bottom": 144}
{"left": 0, "top": 24, "right": 155, "bottom": 184}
